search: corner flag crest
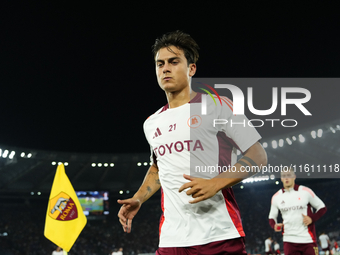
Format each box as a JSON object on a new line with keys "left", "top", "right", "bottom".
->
{"left": 44, "top": 164, "right": 87, "bottom": 252}
{"left": 48, "top": 192, "right": 78, "bottom": 221}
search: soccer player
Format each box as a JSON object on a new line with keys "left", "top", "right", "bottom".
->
{"left": 265, "top": 237, "right": 273, "bottom": 255}
{"left": 118, "top": 30, "right": 267, "bottom": 254}
{"left": 274, "top": 241, "right": 281, "bottom": 255}
{"left": 268, "top": 168, "right": 327, "bottom": 255}
{"left": 51, "top": 247, "right": 63, "bottom": 255}
{"left": 319, "top": 232, "right": 331, "bottom": 255}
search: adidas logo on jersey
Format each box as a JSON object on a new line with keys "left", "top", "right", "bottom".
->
{"left": 153, "top": 128, "right": 162, "bottom": 139}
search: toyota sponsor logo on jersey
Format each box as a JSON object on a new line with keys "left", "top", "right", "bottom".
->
{"left": 48, "top": 192, "right": 78, "bottom": 221}
{"left": 281, "top": 205, "right": 304, "bottom": 212}
{"left": 153, "top": 140, "right": 204, "bottom": 157}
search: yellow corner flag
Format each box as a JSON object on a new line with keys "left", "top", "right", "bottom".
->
{"left": 44, "top": 164, "right": 87, "bottom": 252}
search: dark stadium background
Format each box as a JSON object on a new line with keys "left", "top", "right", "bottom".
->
{"left": 0, "top": 2, "right": 339, "bottom": 255}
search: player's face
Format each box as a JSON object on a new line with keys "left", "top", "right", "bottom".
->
{"left": 155, "top": 46, "right": 196, "bottom": 93}
{"left": 281, "top": 172, "right": 296, "bottom": 189}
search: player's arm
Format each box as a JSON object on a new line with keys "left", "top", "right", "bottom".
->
{"left": 268, "top": 199, "right": 283, "bottom": 232}
{"left": 302, "top": 187, "right": 327, "bottom": 226}
{"left": 179, "top": 141, "right": 267, "bottom": 203}
{"left": 132, "top": 162, "right": 161, "bottom": 203}
{"left": 117, "top": 162, "right": 160, "bottom": 233}
{"left": 213, "top": 141, "right": 267, "bottom": 188}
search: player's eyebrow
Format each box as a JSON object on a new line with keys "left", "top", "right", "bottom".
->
{"left": 155, "top": 57, "right": 181, "bottom": 63}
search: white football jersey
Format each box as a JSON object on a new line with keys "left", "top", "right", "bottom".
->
{"left": 269, "top": 184, "right": 325, "bottom": 243}
{"left": 143, "top": 93, "right": 261, "bottom": 247}
{"left": 319, "top": 234, "right": 330, "bottom": 248}
{"left": 265, "top": 238, "right": 272, "bottom": 252}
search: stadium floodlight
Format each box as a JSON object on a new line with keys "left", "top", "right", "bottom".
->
{"left": 98, "top": 163, "right": 102, "bottom": 167}
{"left": 299, "top": 134, "right": 305, "bottom": 143}
{"left": 64, "top": 162, "right": 69, "bottom": 166}
{"left": 311, "top": 130, "right": 316, "bottom": 139}
{"left": 9, "top": 151, "right": 15, "bottom": 159}
{"left": 337, "top": 125, "right": 340, "bottom": 130}
{"left": 104, "top": 163, "right": 108, "bottom": 167}
{"left": 31, "top": 192, "right": 34, "bottom": 195}
{"left": 0, "top": 149, "right": 2, "bottom": 157}
{"left": 37, "top": 192, "right": 41, "bottom": 195}
{"left": 58, "top": 162, "right": 62, "bottom": 165}
{"left": 270, "top": 175, "right": 275, "bottom": 180}
{"left": 262, "top": 142, "right": 268, "bottom": 148}
{"left": 126, "top": 190, "right": 130, "bottom": 194}
{"left": 243, "top": 177, "right": 254, "bottom": 183}
{"left": 27, "top": 153, "right": 32, "bottom": 158}
{"left": 272, "top": 140, "right": 278, "bottom": 149}
{"left": 275, "top": 181, "right": 279, "bottom": 185}
{"left": 137, "top": 162, "right": 142, "bottom": 166}
{"left": 119, "top": 190, "right": 123, "bottom": 194}
{"left": 279, "top": 139, "right": 284, "bottom": 147}
{"left": 317, "top": 129, "right": 323, "bottom": 138}
{"left": 2, "top": 150, "right": 9, "bottom": 158}
{"left": 292, "top": 136, "right": 297, "bottom": 141}
{"left": 110, "top": 163, "right": 114, "bottom": 167}
{"left": 91, "top": 163, "right": 96, "bottom": 167}
{"left": 286, "top": 138, "right": 292, "bottom": 145}
{"left": 330, "top": 127, "right": 336, "bottom": 133}
{"left": 21, "top": 152, "right": 25, "bottom": 157}
{"left": 240, "top": 185, "right": 244, "bottom": 189}
{"left": 149, "top": 162, "right": 152, "bottom": 166}
{"left": 143, "top": 162, "right": 148, "bottom": 166}
{"left": 52, "top": 162, "right": 56, "bottom": 165}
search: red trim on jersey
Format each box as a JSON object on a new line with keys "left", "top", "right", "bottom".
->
{"left": 282, "top": 184, "right": 299, "bottom": 193}
{"left": 310, "top": 207, "right": 327, "bottom": 222}
{"left": 159, "top": 188, "right": 165, "bottom": 237}
{"left": 269, "top": 219, "right": 276, "bottom": 229}
{"left": 307, "top": 203, "right": 317, "bottom": 243}
{"left": 216, "top": 131, "right": 242, "bottom": 167}
{"left": 222, "top": 189, "right": 245, "bottom": 236}
{"left": 159, "top": 104, "right": 169, "bottom": 113}
{"left": 190, "top": 92, "right": 203, "bottom": 103}
{"left": 271, "top": 191, "right": 280, "bottom": 204}
{"left": 220, "top": 97, "right": 233, "bottom": 112}
{"left": 302, "top": 186, "right": 315, "bottom": 198}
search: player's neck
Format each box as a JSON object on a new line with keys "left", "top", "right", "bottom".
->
{"left": 283, "top": 183, "right": 295, "bottom": 190}
{"left": 166, "top": 88, "right": 197, "bottom": 108}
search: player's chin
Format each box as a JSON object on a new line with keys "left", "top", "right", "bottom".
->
{"left": 161, "top": 84, "right": 178, "bottom": 93}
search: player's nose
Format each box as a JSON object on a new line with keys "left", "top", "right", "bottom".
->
{"left": 162, "top": 63, "right": 171, "bottom": 73}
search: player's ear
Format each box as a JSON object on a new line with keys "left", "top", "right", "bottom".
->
{"left": 188, "top": 63, "right": 196, "bottom": 77}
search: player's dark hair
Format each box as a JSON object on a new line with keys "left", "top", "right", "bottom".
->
{"left": 152, "top": 30, "right": 199, "bottom": 65}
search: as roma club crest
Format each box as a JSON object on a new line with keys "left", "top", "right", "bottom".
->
{"left": 48, "top": 192, "right": 78, "bottom": 221}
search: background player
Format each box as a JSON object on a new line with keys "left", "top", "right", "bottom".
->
{"left": 265, "top": 236, "right": 273, "bottom": 255}
{"left": 51, "top": 246, "right": 63, "bottom": 255}
{"left": 117, "top": 30, "right": 267, "bottom": 254}
{"left": 268, "top": 168, "right": 327, "bottom": 255}
{"left": 274, "top": 241, "right": 281, "bottom": 255}
{"left": 319, "top": 232, "right": 331, "bottom": 255}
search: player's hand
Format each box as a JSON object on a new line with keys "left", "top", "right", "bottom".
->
{"left": 178, "top": 174, "right": 220, "bottom": 204}
{"left": 302, "top": 214, "right": 312, "bottom": 226}
{"left": 274, "top": 223, "right": 283, "bottom": 232}
{"left": 117, "top": 198, "right": 141, "bottom": 233}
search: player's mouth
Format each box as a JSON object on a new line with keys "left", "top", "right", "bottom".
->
{"left": 163, "top": 77, "right": 172, "bottom": 81}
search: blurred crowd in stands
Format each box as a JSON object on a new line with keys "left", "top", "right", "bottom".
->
{"left": 0, "top": 179, "right": 339, "bottom": 255}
